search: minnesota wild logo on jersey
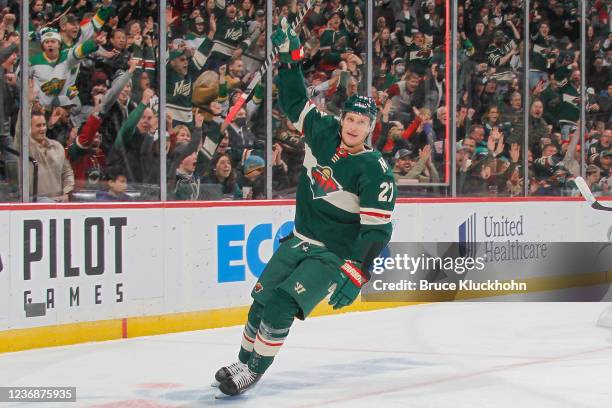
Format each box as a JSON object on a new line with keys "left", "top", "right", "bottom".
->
{"left": 40, "top": 78, "right": 66, "bottom": 96}
{"left": 310, "top": 165, "right": 342, "bottom": 198}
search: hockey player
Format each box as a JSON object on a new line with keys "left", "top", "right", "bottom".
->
{"left": 214, "top": 18, "right": 396, "bottom": 397}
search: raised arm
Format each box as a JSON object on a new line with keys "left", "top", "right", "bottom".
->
{"left": 273, "top": 18, "right": 336, "bottom": 137}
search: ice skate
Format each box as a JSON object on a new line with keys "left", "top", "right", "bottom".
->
{"left": 211, "top": 361, "right": 247, "bottom": 387}
{"left": 215, "top": 367, "right": 262, "bottom": 397}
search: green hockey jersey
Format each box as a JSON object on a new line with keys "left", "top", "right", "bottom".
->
{"left": 166, "top": 65, "right": 193, "bottom": 127}
{"left": 209, "top": 0, "right": 250, "bottom": 64}
{"left": 557, "top": 83, "right": 580, "bottom": 124}
{"left": 406, "top": 43, "right": 432, "bottom": 76}
{"left": 30, "top": 39, "right": 98, "bottom": 109}
{"left": 530, "top": 33, "right": 552, "bottom": 72}
{"left": 277, "top": 65, "right": 396, "bottom": 268}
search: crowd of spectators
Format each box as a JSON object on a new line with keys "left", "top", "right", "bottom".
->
{"left": 453, "top": 0, "right": 612, "bottom": 196}
{"left": 0, "top": 0, "right": 609, "bottom": 202}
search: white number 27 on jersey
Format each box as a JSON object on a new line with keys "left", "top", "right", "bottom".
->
{"left": 378, "top": 182, "right": 394, "bottom": 202}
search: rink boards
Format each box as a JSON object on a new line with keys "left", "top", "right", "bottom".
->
{"left": 0, "top": 198, "right": 610, "bottom": 352}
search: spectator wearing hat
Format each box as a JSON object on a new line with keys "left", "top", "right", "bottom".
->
{"left": 239, "top": 154, "right": 266, "bottom": 199}
{"left": 47, "top": 95, "right": 77, "bottom": 146}
{"left": 250, "top": 9, "right": 266, "bottom": 34}
{"left": 392, "top": 147, "right": 414, "bottom": 181}
{"left": 173, "top": 152, "right": 201, "bottom": 201}
{"left": 319, "top": 10, "right": 346, "bottom": 54}
{"left": 187, "top": 16, "right": 210, "bottom": 50}
{"left": 394, "top": 144, "right": 439, "bottom": 183}
{"left": 59, "top": 2, "right": 114, "bottom": 50}
{"left": 29, "top": 12, "right": 46, "bottom": 40}
{"left": 381, "top": 58, "right": 406, "bottom": 90}
{"left": 31, "top": 28, "right": 104, "bottom": 110}
{"left": 59, "top": 14, "right": 81, "bottom": 49}
{"left": 598, "top": 149, "right": 612, "bottom": 178}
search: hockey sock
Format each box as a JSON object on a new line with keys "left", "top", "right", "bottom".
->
{"left": 248, "top": 289, "right": 298, "bottom": 374}
{"left": 238, "top": 300, "right": 264, "bottom": 364}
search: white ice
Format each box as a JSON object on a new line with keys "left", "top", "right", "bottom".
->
{"left": 1, "top": 302, "right": 612, "bottom": 408}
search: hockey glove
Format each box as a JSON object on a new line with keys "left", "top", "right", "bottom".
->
{"left": 329, "top": 261, "right": 369, "bottom": 310}
{"left": 271, "top": 17, "right": 303, "bottom": 64}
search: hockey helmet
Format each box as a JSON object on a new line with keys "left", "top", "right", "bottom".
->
{"left": 342, "top": 94, "right": 378, "bottom": 125}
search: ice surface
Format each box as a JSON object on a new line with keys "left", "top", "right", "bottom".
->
{"left": 1, "top": 302, "right": 611, "bottom": 407}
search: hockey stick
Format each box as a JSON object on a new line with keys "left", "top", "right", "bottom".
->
{"left": 575, "top": 176, "right": 612, "bottom": 211}
{"left": 223, "top": 0, "right": 314, "bottom": 126}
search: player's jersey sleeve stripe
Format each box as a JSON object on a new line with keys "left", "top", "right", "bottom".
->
{"left": 360, "top": 207, "right": 392, "bottom": 217}
{"left": 293, "top": 102, "right": 316, "bottom": 133}
{"left": 360, "top": 208, "right": 392, "bottom": 225}
{"left": 360, "top": 213, "right": 392, "bottom": 225}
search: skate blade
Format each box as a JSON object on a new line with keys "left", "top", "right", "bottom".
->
{"left": 214, "top": 390, "right": 233, "bottom": 399}
{"left": 211, "top": 379, "right": 220, "bottom": 388}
